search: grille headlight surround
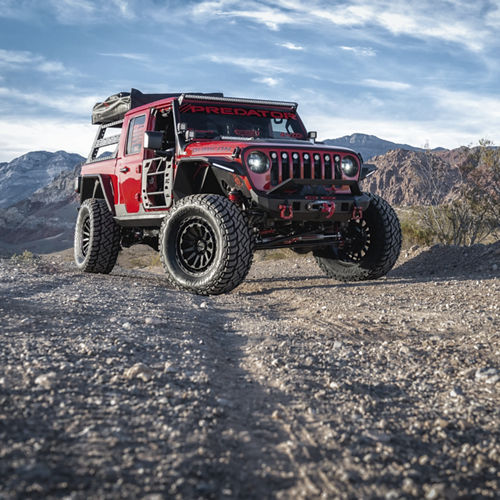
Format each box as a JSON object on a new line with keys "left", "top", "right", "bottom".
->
{"left": 247, "top": 151, "right": 271, "bottom": 174}
{"left": 341, "top": 155, "right": 359, "bottom": 177}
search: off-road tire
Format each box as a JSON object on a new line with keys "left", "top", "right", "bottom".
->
{"left": 314, "top": 193, "right": 401, "bottom": 281}
{"left": 74, "top": 198, "right": 121, "bottom": 274}
{"left": 159, "top": 194, "right": 253, "bottom": 295}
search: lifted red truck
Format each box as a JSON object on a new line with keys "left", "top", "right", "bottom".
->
{"left": 74, "top": 89, "right": 401, "bottom": 295}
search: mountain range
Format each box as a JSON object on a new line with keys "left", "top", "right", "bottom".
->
{"left": 0, "top": 134, "right": 468, "bottom": 255}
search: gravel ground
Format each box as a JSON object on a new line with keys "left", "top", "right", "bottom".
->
{"left": 0, "top": 243, "right": 499, "bottom": 499}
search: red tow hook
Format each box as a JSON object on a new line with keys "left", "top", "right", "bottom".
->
{"left": 352, "top": 206, "right": 363, "bottom": 221}
{"left": 279, "top": 204, "right": 293, "bottom": 220}
{"left": 321, "top": 202, "right": 335, "bottom": 219}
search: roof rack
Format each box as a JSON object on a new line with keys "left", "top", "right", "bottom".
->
{"left": 92, "top": 89, "right": 225, "bottom": 125}
{"left": 87, "top": 119, "right": 123, "bottom": 163}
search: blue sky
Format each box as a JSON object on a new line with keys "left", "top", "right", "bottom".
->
{"left": 1, "top": 0, "right": 500, "bottom": 162}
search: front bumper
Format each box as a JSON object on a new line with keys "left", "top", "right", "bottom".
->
{"left": 250, "top": 180, "right": 370, "bottom": 222}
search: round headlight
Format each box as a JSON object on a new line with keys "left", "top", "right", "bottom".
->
{"left": 247, "top": 151, "right": 270, "bottom": 174}
{"left": 341, "top": 156, "right": 358, "bottom": 177}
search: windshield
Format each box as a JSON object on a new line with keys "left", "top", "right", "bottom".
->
{"left": 179, "top": 102, "right": 307, "bottom": 140}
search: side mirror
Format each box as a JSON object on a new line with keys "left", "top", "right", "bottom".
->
{"left": 144, "top": 131, "right": 164, "bottom": 150}
{"left": 308, "top": 131, "right": 317, "bottom": 143}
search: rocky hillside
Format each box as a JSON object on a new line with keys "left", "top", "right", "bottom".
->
{"left": 0, "top": 166, "right": 80, "bottom": 255}
{"left": 324, "top": 133, "right": 435, "bottom": 160}
{"left": 0, "top": 151, "right": 84, "bottom": 208}
{"left": 363, "top": 149, "right": 463, "bottom": 206}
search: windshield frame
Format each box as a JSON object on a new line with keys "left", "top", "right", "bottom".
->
{"left": 179, "top": 100, "right": 309, "bottom": 142}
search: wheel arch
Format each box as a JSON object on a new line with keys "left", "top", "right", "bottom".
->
{"left": 80, "top": 174, "right": 115, "bottom": 216}
{"left": 173, "top": 158, "right": 246, "bottom": 201}
{"left": 172, "top": 159, "right": 224, "bottom": 200}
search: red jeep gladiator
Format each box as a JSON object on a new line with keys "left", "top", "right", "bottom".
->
{"left": 74, "top": 89, "right": 401, "bottom": 295}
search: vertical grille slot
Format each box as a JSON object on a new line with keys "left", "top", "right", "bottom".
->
{"left": 292, "top": 153, "right": 301, "bottom": 178}
{"left": 334, "top": 154, "right": 342, "bottom": 179}
{"left": 313, "top": 154, "right": 322, "bottom": 179}
{"left": 281, "top": 152, "right": 290, "bottom": 181}
{"left": 270, "top": 152, "right": 279, "bottom": 186}
{"left": 303, "top": 153, "right": 311, "bottom": 179}
{"left": 324, "top": 154, "right": 332, "bottom": 179}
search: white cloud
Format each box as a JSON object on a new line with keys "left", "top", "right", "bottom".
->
{"left": 192, "top": 1, "right": 295, "bottom": 30}
{"left": 306, "top": 112, "right": 484, "bottom": 151}
{"left": 188, "top": 0, "right": 491, "bottom": 52}
{"left": 110, "top": 0, "right": 134, "bottom": 19}
{"left": 0, "top": 49, "right": 76, "bottom": 76}
{"left": 100, "top": 52, "right": 150, "bottom": 62}
{"left": 207, "top": 54, "right": 298, "bottom": 76}
{"left": 0, "top": 0, "right": 135, "bottom": 24}
{"left": 37, "top": 61, "right": 69, "bottom": 74}
{"left": 340, "top": 46, "right": 376, "bottom": 57}
{"left": 0, "top": 117, "right": 95, "bottom": 162}
{"left": 253, "top": 77, "right": 280, "bottom": 87}
{"left": 0, "top": 48, "right": 34, "bottom": 65}
{"left": 431, "top": 87, "right": 500, "bottom": 127}
{"left": 279, "top": 42, "right": 304, "bottom": 51}
{"left": 0, "top": 87, "right": 99, "bottom": 116}
{"left": 363, "top": 79, "right": 412, "bottom": 91}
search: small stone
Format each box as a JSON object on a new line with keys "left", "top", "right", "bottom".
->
{"left": 145, "top": 317, "right": 162, "bottom": 325}
{"left": 434, "top": 418, "right": 449, "bottom": 429}
{"left": 200, "top": 302, "right": 208, "bottom": 309}
{"left": 34, "top": 372, "right": 56, "bottom": 390}
{"left": 402, "top": 478, "right": 416, "bottom": 494}
{"left": 303, "top": 356, "right": 314, "bottom": 367}
{"left": 164, "top": 362, "right": 177, "bottom": 373}
{"left": 475, "top": 367, "right": 499, "bottom": 383}
{"left": 124, "top": 363, "right": 154, "bottom": 382}
{"left": 449, "top": 386, "right": 463, "bottom": 398}
{"left": 425, "top": 483, "right": 446, "bottom": 500}
{"left": 271, "top": 410, "right": 280, "bottom": 420}
{"left": 122, "top": 322, "right": 131, "bottom": 329}
{"left": 399, "top": 345, "right": 410, "bottom": 355}
{"left": 364, "top": 430, "right": 390, "bottom": 443}
{"left": 314, "top": 390, "right": 326, "bottom": 400}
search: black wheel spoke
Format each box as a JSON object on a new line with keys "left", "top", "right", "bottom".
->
{"left": 177, "top": 216, "right": 216, "bottom": 273}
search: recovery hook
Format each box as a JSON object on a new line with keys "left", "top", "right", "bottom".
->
{"left": 279, "top": 204, "right": 293, "bottom": 220}
{"left": 352, "top": 206, "right": 363, "bottom": 221}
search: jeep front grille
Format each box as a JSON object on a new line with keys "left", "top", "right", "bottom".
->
{"left": 268, "top": 150, "right": 342, "bottom": 186}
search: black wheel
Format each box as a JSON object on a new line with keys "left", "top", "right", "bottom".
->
{"left": 74, "top": 198, "right": 120, "bottom": 274}
{"left": 159, "top": 194, "right": 253, "bottom": 295}
{"left": 314, "top": 193, "right": 401, "bottom": 281}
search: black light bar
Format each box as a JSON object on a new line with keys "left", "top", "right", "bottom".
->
{"left": 180, "top": 94, "right": 298, "bottom": 109}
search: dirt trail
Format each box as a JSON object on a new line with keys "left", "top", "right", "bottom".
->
{"left": 0, "top": 243, "right": 499, "bottom": 499}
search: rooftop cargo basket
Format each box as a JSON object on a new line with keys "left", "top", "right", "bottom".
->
{"left": 91, "top": 89, "right": 224, "bottom": 125}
